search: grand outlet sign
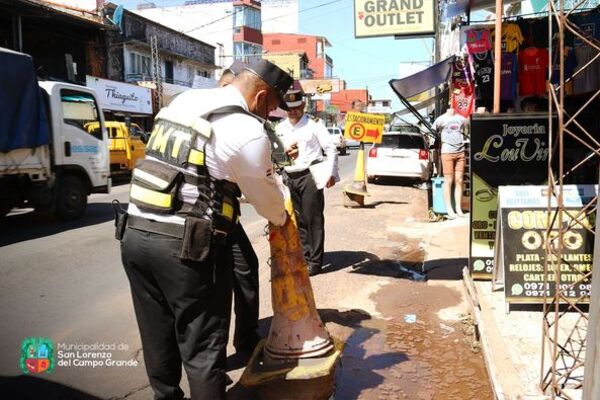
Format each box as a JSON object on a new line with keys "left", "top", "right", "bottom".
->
{"left": 354, "top": 0, "right": 436, "bottom": 38}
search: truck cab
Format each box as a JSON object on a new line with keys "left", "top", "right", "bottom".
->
{"left": 86, "top": 121, "right": 146, "bottom": 176}
{"left": 0, "top": 50, "right": 110, "bottom": 220}
{"left": 40, "top": 81, "right": 110, "bottom": 191}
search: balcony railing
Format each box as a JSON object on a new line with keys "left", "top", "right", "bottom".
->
{"left": 126, "top": 73, "right": 193, "bottom": 88}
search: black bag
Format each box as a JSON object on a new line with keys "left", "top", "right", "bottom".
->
{"left": 112, "top": 200, "right": 128, "bottom": 241}
{"left": 179, "top": 215, "right": 212, "bottom": 262}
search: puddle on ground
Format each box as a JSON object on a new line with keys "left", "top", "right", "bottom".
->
{"left": 334, "top": 280, "right": 494, "bottom": 400}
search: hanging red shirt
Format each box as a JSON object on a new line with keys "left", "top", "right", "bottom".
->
{"left": 518, "top": 47, "right": 549, "bottom": 96}
{"left": 452, "top": 82, "right": 475, "bottom": 118}
{"left": 465, "top": 28, "right": 492, "bottom": 54}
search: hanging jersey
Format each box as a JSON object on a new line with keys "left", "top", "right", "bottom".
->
{"left": 551, "top": 47, "right": 577, "bottom": 84}
{"left": 518, "top": 47, "right": 549, "bottom": 96}
{"left": 465, "top": 28, "right": 491, "bottom": 54}
{"left": 518, "top": 18, "right": 550, "bottom": 48}
{"left": 451, "top": 57, "right": 475, "bottom": 118}
{"left": 472, "top": 50, "right": 494, "bottom": 101}
{"left": 452, "top": 81, "right": 475, "bottom": 118}
{"left": 491, "top": 22, "right": 524, "bottom": 53}
{"left": 571, "top": 9, "right": 600, "bottom": 46}
{"left": 501, "top": 52, "right": 518, "bottom": 100}
{"left": 571, "top": 10, "right": 600, "bottom": 94}
{"left": 573, "top": 45, "right": 600, "bottom": 94}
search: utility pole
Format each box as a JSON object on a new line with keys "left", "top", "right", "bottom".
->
{"left": 151, "top": 35, "right": 163, "bottom": 110}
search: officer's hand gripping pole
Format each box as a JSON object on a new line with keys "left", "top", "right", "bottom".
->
{"left": 240, "top": 198, "right": 342, "bottom": 400}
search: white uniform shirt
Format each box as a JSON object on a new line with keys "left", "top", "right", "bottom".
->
{"left": 276, "top": 114, "right": 338, "bottom": 178}
{"left": 128, "top": 85, "right": 287, "bottom": 226}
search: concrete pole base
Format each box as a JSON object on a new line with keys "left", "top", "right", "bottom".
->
{"left": 240, "top": 338, "right": 343, "bottom": 400}
{"left": 343, "top": 190, "right": 366, "bottom": 208}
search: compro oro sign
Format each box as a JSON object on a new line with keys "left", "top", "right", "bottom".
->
{"left": 354, "top": 0, "right": 436, "bottom": 38}
{"left": 86, "top": 76, "right": 153, "bottom": 115}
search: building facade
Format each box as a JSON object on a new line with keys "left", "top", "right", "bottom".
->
{"left": 0, "top": 0, "right": 106, "bottom": 83}
{"left": 331, "top": 89, "right": 370, "bottom": 114}
{"left": 104, "top": 3, "right": 218, "bottom": 107}
{"left": 367, "top": 99, "right": 393, "bottom": 114}
{"left": 134, "top": 0, "right": 264, "bottom": 76}
{"left": 262, "top": 33, "right": 333, "bottom": 79}
{"left": 262, "top": 51, "right": 311, "bottom": 80}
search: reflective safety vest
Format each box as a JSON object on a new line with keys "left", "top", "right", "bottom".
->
{"left": 129, "top": 104, "right": 262, "bottom": 237}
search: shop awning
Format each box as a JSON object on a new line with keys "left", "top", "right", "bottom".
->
{"left": 388, "top": 56, "right": 454, "bottom": 133}
{"left": 389, "top": 56, "right": 454, "bottom": 99}
{"left": 393, "top": 90, "right": 447, "bottom": 117}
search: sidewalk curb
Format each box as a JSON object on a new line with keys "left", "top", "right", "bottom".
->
{"left": 462, "top": 269, "right": 550, "bottom": 400}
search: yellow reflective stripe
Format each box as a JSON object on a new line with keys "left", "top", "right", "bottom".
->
{"left": 222, "top": 202, "right": 234, "bottom": 220}
{"left": 188, "top": 149, "right": 205, "bottom": 166}
{"left": 130, "top": 184, "right": 172, "bottom": 208}
{"left": 132, "top": 169, "right": 170, "bottom": 190}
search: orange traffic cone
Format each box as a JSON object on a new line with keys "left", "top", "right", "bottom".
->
{"left": 343, "top": 143, "right": 369, "bottom": 207}
{"left": 264, "top": 199, "right": 334, "bottom": 359}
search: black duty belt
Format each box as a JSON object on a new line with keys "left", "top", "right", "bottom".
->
{"left": 128, "top": 214, "right": 185, "bottom": 239}
{"left": 286, "top": 159, "right": 323, "bottom": 178}
{"left": 286, "top": 168, "right": 310, "bottom": 178}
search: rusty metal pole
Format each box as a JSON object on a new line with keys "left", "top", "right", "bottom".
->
{"left": 493, "top": 0, "right": 502, "bottom": 113}
{"left": 583, "top": 171, "right": 600, "bottom": 399}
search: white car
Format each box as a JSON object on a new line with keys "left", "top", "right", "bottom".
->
{"left": 366, "top": 130, "right": 432, "bottom": 183}
{"left": 327, "top": 127, "right": 347, "bottom": 155}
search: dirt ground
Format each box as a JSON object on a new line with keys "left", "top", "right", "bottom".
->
{"left": 227, "top": 179, "right": 494, "bottom": 400}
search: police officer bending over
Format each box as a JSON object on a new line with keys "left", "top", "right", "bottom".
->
{"left": 117, "top": 60, "right": 293, "bottom": 400}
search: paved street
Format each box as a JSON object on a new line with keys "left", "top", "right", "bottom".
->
{"left": 0, "top": 150, "right": 357, "bottom": 398}
{"left": 0, "top": 148, "right": 492, "bottom": 399}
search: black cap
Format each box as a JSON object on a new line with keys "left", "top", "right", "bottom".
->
{"left": 284, "top": 89, "right": 304, "bottom": 108}
{"left": 226, "top": 60, "right": 247, "bottom": 76}
{"left": 244, "top": 59, "right": 294, "bottom": 110}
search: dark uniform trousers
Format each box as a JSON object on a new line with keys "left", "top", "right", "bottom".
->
{"left": 286, "top": 169, "right": 325, "bottom": 270}
{"left": 228, "top": 223, "right": 260, "bottom": 348}
{"left": 121, "top": 226, "right": 232, "bottom": 400}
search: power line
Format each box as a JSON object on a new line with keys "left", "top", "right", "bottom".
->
{"left": 262, "top": 0, "right": 342, "bottom": 23}
{"left": 183, "top": 0, "right": 343, "bottom": 37}
{"left": 183, "top": 6, "right": 241, "bottom": 33}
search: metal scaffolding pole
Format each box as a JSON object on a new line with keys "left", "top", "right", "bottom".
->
{"left": 541, "top": 0, "right": 600, "bottom": 398}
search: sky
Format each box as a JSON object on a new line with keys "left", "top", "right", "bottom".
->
{"left": 110, "top": 0, "right": 434, "bottom": 110}
{"left": 298, "top": 0, "right": 433, "bottom": 109}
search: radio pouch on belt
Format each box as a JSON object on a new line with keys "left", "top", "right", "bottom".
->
{"left": 130, "top": 159, "right": 183, "bottom": 214}
{"left": 112, "top": 200, "right": 128, "bottom": 241}
{"left": 180, "top": 215, "right": 212, "bottom": 262}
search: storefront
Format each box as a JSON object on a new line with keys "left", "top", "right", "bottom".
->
{"left": 86, "top": 76, "right": 154, "bottom": 131}
{"left": 389, "top": 1, "right": 598, "bottom": 290}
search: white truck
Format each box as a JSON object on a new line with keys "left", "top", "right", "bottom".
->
{"left": 0, "top": 47, "right": 110, "bottom": 220}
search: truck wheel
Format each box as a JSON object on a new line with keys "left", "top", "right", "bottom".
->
{"left": 55, "top": 175, "right": 87, "bottom": 221}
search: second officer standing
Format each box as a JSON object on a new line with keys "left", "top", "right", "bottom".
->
{"left": 276, "top": 90, "right": 339, "bottom": 276}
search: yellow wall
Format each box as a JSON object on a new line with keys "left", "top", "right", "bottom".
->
{"left": 263, "top": 54, "right": 301, "bottom": 79}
